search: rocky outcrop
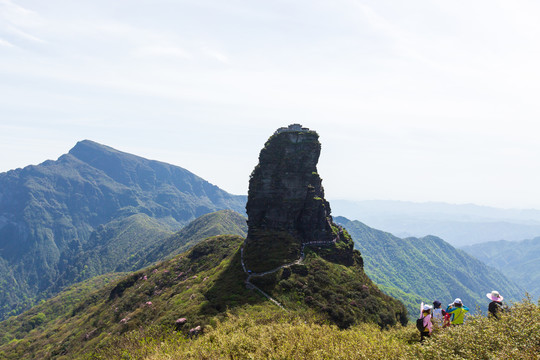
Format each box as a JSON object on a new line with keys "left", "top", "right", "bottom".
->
{"left": 244, "top": 124, "right": 356, "bottom": 271}
{"left": 241, "top": 125, "right": 408, "bottom": 327}
{"left": 246, "top": 125, "right": 334, "bottom": 243}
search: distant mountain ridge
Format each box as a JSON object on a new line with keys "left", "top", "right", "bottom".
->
{"left": 331, "top": 200, "right": 540, "bottom": 246}
{"left": 335, "top": 216, "right": 525, "bottom": 316}
{"left": 0, "top": 140, "right": 246, "bottom": 320}
{"left": 462, "top": 237, "right": 540, "bottom": 300}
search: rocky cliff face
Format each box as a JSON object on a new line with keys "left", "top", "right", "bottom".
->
{"left": 246, "top": 126, "right": 334, "bottom": 243}
{"left": 241, "top": 125, "right": 407, "bottom": 327}
{"left": 244, "top": 125, "right": 356, "bottom": 271}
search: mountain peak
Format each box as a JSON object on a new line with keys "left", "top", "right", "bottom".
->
{"left": 0, "top": 140, "right": 246, "bottom": 320}
{"left": 68, "top": 140, "right": 141, "bottom": 165}
{"left": 67, "top": 139, "right": 152, "bottom": 187}
{"left": 71, "top": 139, "right": 109, "bottom": 149}
{"left": 243, "top": 125, "right": 355, "bottom": 272}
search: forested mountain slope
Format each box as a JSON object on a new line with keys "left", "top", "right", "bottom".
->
{"left": 335, "top": 216, "right": 524, "bottom": 315}
{"left": 462, "top": 237, "right": 540, "bottom": 300}
{"left": 0, "top": 140, "right": 245, "bottom": 320}
{"left": 119, "top": 209, "right": 248, "bottom": 271}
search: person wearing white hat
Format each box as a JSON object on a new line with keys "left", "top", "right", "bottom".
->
{"left": 487, "top": 290, "right": 506, "bottom": 319}
{"left": 445, "top": 298, "right": 470, "bottom": 325}
{"left": 418, "top": 304, "right": 433, "bottom": 342}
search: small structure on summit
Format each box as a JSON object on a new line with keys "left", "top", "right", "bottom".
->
{"left": 243, "top": 124, "right": 353, "bottom": 272}
{"left": 274, "top": 123, "right": 311, "bottom": 134}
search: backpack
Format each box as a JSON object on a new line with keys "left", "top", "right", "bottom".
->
{"left": 416, "top": 316, "right": 425, "bottom": 332}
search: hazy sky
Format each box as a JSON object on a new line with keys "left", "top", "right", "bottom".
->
{"left": 2, "top": 0, "right": 540, "bottom": 208}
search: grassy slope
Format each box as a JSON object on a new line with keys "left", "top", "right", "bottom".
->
{"left": 0, "top": 209, "right": 246, "bottom": 323}
{"left": 0, "top": 213, "right": 171, "bottom": 321}
{"left": 462, "top": 237, "right": 540, "bottom": 300}
{"left": 91, "top": 298, "right": 540, "bottom": 360}
{"left": 119, "top": 210, "right": 248, "bottom": 271}
{"left": 0, "top": 235, "right": 259, "bottom": 359}
{"left": 0, "top": 273, "right": 127, "bottom": 350}
{"left": 0, "top": 209, "right": 249, "bottom": 358}
{"left": 251, "top": 246, "right": 408, "bottom": 328}
{"left": 335, "top": 217, "right": 525, "bottom": 317}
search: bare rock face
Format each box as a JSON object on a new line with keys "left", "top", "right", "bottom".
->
{"left": 246, "top": 125, "right": 334, "bottom": 243}
{"left": 244, "top": 124, "right": 355, "bottom": 271}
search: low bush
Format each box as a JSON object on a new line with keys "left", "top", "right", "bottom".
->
{"left": 412, "top": 298, "right": 540, "bottom": 359}
{"left": 90, "top": 299, "right": 539, "bottom": 360}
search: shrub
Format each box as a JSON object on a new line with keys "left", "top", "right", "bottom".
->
{"left": 412, "top": 298, "right": 540, "bottom": 360}
{"left": 91, "top": 299, "right": 539, "bottom": 360}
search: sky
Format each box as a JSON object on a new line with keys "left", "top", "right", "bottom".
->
{"left": 1, "top": 0, "right": 540, "bottom": 209}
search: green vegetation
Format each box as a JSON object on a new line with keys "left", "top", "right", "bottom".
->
{"left": 462, "top": 237, "right": 540, "bottom": 300}
{"left": 54, "top": 214, "right": 172, "bottom": 290}
{"left": 1, "top": 215, "right": 535, "bottom": 359}
{"left": 335, "top": 217, "right": 525, "bottom": 317}
{"left": 0, "top": 273, "right": 126, "bottom": 349}
{"left": 0, "top": 235, "right": 255, "bottom": 359}
{"left": 243, "top": 230, "right": 302, "bottom": 272}
{"left": 0, "top": 140, "right": 246, "bottom": 320}
{"left": 252, "top": 247, "right": 407, "bottom": 328}
{"left": 88, "top": 298, "right": 539, "bottom": 359}
{"left": 0, "top": 231, "right": 405, "bottom": 359}
{"left": 119, "top": 210, "right": 247, "bottom": 271}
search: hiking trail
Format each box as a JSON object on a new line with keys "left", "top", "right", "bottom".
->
{"left": 240, "top": 224, "right": 340, "bottom": 309}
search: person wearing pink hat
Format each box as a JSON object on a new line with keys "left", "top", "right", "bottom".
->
{"left": 487, "top": 290, "right": 506, "bottom": 319}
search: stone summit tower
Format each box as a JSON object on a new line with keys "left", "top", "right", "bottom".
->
{"left": 244, "top": 124, "right": 348, "bottom": 272}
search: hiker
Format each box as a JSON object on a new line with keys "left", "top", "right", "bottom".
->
{"left": 418, "top": 304, "right": 433, "bottom": 342}
{"left": 446, "top": 298, "right": 469, "bottom": 325}
{"left": 443, "top": 309, "right": 452, "bottom": 328}
{"left": 487, "top": 290, "right": 506, "bottom": 319}
{"left": 432, "top": 300, "right": 446, "bottom": 327}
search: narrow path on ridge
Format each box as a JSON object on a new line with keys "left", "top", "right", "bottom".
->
{"left": 240, "top": 226, "right": 340, "bottom": 309}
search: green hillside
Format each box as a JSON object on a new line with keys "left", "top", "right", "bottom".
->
{"left": 0, "top": 140, "right": 246, "bottom": 320}
{"left": 119, "top": 210, "right": 248, "bottom": 271}
{"left": 91, "top": 299, "right": 539, "bottom": 360}
{"left": 462, "top": 237, "right": 540, "bottom": 300}
{"left": 0, "top": 232, "right": 406, "bottom": 359}
{"left": 2, "top": 252, "right": 537, "bottom": 360}
{"left": 52, "top": 213, "right": 172, "bottom": 292}
{"left": 0, "top": 235, "right": 253, "bottom": 359}
{"left": 335, "top": 217, "right": 524, "bottom": 316}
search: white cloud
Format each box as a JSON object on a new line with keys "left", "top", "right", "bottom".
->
{"left": 0, "top": 37, "right": 15, "bottom": 47}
